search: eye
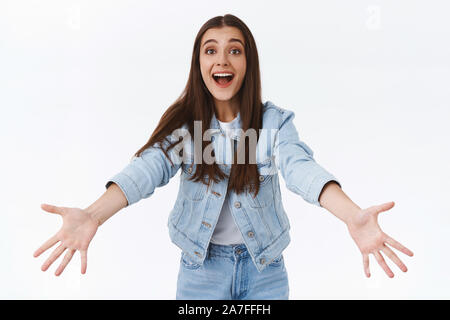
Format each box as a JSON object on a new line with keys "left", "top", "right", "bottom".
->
{"left": 204, "top": 48, "right": 242, "bottom": 55}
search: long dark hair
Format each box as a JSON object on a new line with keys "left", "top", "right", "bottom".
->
{"left": 134, "top": 14, "right": 263, "bottom": 197}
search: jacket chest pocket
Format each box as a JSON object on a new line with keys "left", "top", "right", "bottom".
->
{"left": 180, "top": 163, "right": 208, "bottom": 201}
{"left": 247, "top": 160, "right": 276, "bottom": 208}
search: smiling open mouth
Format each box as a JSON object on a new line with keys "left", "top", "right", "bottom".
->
{"left": 213, "top": 73, "right": 234, "bottom": 87}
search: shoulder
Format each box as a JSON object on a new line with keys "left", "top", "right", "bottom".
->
{"left": 262, "top": 100, "right": 289, "bottom": 114}
{"left": 262, "top": 100, "right": 295, "bottom": 129}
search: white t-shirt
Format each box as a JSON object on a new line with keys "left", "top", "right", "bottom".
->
{"left": 210, "top": 115, "right": 245, "bottom": 245}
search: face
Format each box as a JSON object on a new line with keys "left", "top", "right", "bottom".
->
{"left": 199, "top": 26, "right": 247, "bottom": 103}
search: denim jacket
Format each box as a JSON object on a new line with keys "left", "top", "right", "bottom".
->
{"left": 105, "top": 101, "right": 340, "bottom": 273}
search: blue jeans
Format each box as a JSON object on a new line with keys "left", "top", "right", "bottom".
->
{"left": 176, "top": 243, "right": 289, "bottom": 300}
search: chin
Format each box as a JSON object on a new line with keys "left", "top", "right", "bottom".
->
{"left": 211, "top": 92, "right": 235, "bottom": 101}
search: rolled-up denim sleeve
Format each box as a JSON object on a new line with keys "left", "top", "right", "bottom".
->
{"left": 273, "top": 109, "right": 341, "bottom": 207}
{"left": 105, "top": 135, "right": 183, "bottom": 207}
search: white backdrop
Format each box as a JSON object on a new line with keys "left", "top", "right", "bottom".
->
{"left": 1, "top": 0, "right": 449, "bottom": 299}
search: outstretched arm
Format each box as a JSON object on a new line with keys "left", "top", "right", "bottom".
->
{"left": 34, "top": 133, "right": 182, "bottom": 276}
{"left": 318, "top": 181, "right": 414, "bottom": 278}
{"left": 85, "top": 182, "right": 128, "bottom": 226}
{"left": 33, "top": 182, "right": 127, "bottom": 276}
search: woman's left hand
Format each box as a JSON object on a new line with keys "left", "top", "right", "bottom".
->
{"left": 346, "top": 201, "right": 414, "bottom": 278}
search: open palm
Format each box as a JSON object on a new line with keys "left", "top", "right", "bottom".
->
{"left": 347, "top": 201, "right": 414, "bottom": 278}
{"left": 33, "top": 203, "right": 99, "bottom": 276}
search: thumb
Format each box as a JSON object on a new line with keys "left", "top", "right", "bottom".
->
{"left": 41, "top": 203, "right": 64, "bottom": 216}
{"left": 375, "top": 201, "right": 395, "bottom": 215}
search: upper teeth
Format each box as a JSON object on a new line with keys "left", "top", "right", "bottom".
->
{"left": 214, "top": 73, "right": 233, "bottom": 77}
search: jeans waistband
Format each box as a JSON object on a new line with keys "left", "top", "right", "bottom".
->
{"left": 207, "top": 242, "right": 249, "bottom": 259}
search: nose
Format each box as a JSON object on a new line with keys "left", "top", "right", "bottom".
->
{"left": 216, "top": 50, "right": 229, "bottom": 66}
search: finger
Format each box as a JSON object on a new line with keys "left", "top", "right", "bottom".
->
{"left": 41, "top": 244, "right": 66, "bottom": 272}
{"left": 80, "top": 250, "right": 87, "bottom": 274}
{"left": 385, "top": 236, "right": 414, "bottom": 257}
{"left": 373, "top": 251, "right": 394, "bottom": 278}
{"left": 363, "top": 254, "right": 370, "bottom": 278}
{"left": 376, "top": 201, "right": 395, "bottom": 214}
{"left": 54, "top": 249, "right": 76, "bottom": 276}
{"left": 34, "top": 235, "right": 59, "bottom": 257}
{"left": 41, "top": 203, "right": 64, "bottom": 216}
{"left": 381, "top": 244, "right": 408, "bottom": 272}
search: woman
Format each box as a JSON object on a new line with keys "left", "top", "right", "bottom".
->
{"left": 33, "top": 14, "right": 413, "bottom": 300}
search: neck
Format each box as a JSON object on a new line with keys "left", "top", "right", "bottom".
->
{"left": 214, "top": 96, "right": 239, "bottom": 122}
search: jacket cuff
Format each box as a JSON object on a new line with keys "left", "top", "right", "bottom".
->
{"left": 105, "top": 172, "right": 142, "bottom": 207}
{"left": 307, "top": 173, "right": 341, "bottom": 207}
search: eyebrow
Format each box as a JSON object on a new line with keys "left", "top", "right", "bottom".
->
{"left": 202, "top": 38, "right": 244, "bottom": 47}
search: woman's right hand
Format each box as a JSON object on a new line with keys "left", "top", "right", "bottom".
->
{"left": 33, "top": 203, "right": 100, "bottom": 276}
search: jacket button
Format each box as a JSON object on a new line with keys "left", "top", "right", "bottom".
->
{"left": 194, "top": 251, "right": 202, "bottom": 257}
{"left": 260, "top": 258, "right": 266, "bottom": 265}
{"left": 259, "top": 175, "right": 264, "bottom": 182}
{"left": 187, "top": 167, "right": 193, "bottom": 174}
{"left": 234, "top": 201, "right": 241, "bottom": 208}
{"left": 202, "top": 221, "right": 211, "bottom": 228}
{"left": 236, "top": 249, "right": 242, "bottom": 255}
{"left": 247, "top": 231, "right": 254, "bottom": 238}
